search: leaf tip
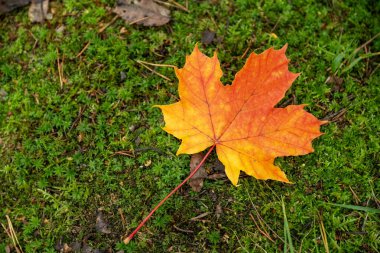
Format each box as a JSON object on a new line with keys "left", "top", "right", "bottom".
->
{"left": 281, "top": 43, "right": 288, "bottom": 52}
{"left": 213, "top": 50, "right": 218, "bottom": 59}
{"left": 280, "top": 176, "right": 294, "bottom": 184}
{"left": 231, "top": 179, "right": 239, "bottom": 187}
{"left": 225, "top": 166, "right": 240, "bottom": 186}
{"left": 276, "top": 173, "right": 292, "bottom": 184}
{"left": 176, "top": 146, "right": 186, "bottom": 156}
{"left": 193, "top": 43, "right": 200, "bottom": 53}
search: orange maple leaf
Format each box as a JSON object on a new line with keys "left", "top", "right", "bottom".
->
{"left": 156, "top": 45, "right": 326, "bottom": 185}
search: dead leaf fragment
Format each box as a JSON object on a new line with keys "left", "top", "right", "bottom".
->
{"left": 189, "top": 153, "right": 207, "bottom": 192}
{"left": 81, "top": 243, "right": 94, "bottom": 253}
{"left": 113, "top": 0, "right": 170, "bottom": 26}
{"left": 95, "top": 211, "right": 111, "bottom": 234}
{"left": 190, "top": 212, "right": 211, "bottom": 221}
{"left": 5, "top": 245, "right": 11, "bottom": 253}
{"left": 0, "top": 0, "right": 30, "bottom": 15}
{"left": 215, "top": 204, "right": 222, "bottom": 220}
{"left": 63, "top": 243, "right": 72, "bottom": 253}
{"left": 69, "top": 242, "right": 81, "bottom": 252}
{"left": 201, "top": 29, "right": 216, "bottom": 45}
{"left": 207, "top": 160, "right": 226, "bottom": 180}
{"left": 144, "top": 159, "right": 152, "bottom": 167}
{"left": 28, "top": 0, "right": 52, "bottom": 23}
{"left": 0, "top": 89, "right": 7, "bottom": 101}
{"left": 326, "top": 75, "right": 344, "bottom": 93}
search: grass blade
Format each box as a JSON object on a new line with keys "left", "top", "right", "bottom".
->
{"left": 281, "top": 197, "right": 295, "bottom": 253}
{"left": 324, "top": 202, "right": 380, "bottom": 213}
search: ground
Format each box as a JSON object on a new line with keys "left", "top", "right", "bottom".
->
{"left": 0, "top": 0, "right": 379, "bottom": 252}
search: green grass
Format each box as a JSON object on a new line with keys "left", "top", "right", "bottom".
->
{"left": 1, "top": 0, "right": 379, "bottom": 252}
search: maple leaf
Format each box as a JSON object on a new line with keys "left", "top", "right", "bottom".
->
{"left": 156, "top": 45, "right": 326, "bottom": 185}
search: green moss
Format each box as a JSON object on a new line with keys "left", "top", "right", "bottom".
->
{"left": 1, "top": 0, "right": 379, "bottom": 252}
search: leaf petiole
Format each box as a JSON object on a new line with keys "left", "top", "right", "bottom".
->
{"left": 124, "top": 144, "right": 216, "bottom": 243}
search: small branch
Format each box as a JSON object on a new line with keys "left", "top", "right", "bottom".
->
{"left": 98, "top": 15, "right": 119, "bottom": 33}
{"left": 77, "top": 15, "right": 119, "bottom": 58}
{"left": 76, "top": 42, "right": 90, "bottom": 58}
{"left": 119, "top": 208, "right": 127, "bottom": 229}
{"left": 154, "top": 0, "right": 190, "bottom": 12}
{"left": 353, "top": 32, "right": 380, "bottom": 55}
{"left": 57, "top": 49, "right": 65, "bottom": 89}
{"left": 190, "top": 212, "right": 211, "bottom": 221}
{"left": 136, "top": 60, "right": 176, "bottom": 68}
{"left": 112, "top": 150, "right": 135, "bottom": 157}
{"left": 249, "top": 213, "right": 275, "bottom": 243}
{"left": 2, "top": 215, "right": 24, "bottom": 253}
{"left": 173, "top": 225, "right": 193, "bottom": 233}
{"left": 124, "top": 145, "right": 216, "bottom": 243}
{"left": 136, "top": 60, "right": 172, "bottom": 81}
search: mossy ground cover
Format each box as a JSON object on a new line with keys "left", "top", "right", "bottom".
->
{"left": 1, "top": 0, "right": 379, "bottom": 252}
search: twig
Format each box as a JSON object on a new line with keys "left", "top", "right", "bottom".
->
{"left": 118, "top": 208, "right": 127, "bottom": 229}
{"left": 369, "top": 183, "right": 380, "bottom": 207}
{"left": 361, "top": 199, "right": 371, "bottom": 231}
{"left": 297, "top": 223, "right": 314, "bottom": 253}
{"left": 331, "top": 32, "right": 380, "bottom": 75}
{"left": 270, "top": 16, "right": 281, "bottom": 32}
{"left": 322, "top": 108, "right": 347, "bottom": 122}
{"left": 1, "top": 215, "right": 24, "bottom": 253}
{"left": 169, "top": 0, "right": 189, "bottom": 12}
{"left": 249, "top": 213, "right": 275, "bottom": 243}
{"left": 246, "top": 197, "right": 272, "bottom": 240}
{"left": 369, "top": 63, "right": 380, "bottom": 78}
{"left": 112, "top": 150, "right": 135, "bottom": 157}
{"left": 190, "top": 212, "right": 211, "bottom": 221}
{"left": 240, "top": 36, "right": 256, "bottom": 59}
{"left": 136, "top": 60, "right": 176, "bottom": 68}
{"left": 154, "top": 0, "right": 189, "bottom": 12}
{"left": 57, "top": 49, "right": 65, "bottom": 89}
{"left": 318, "top": 212, "right": 330, "bottom": 253}
{"left": 69, "top": 106, "right": 86, "bottom": 132}
{"left": 353, "top": 32, "right": 380, "bottom": 55}
{"left": 240, "top": 42, "right": 252, "bottom": 60}
{"left": 76, "top": 42, "right": 90, "bottom": 58}
{"left": 124, "top": 145, "right": 216, "bottom": 243}
{"left": 173, "top": 225, "right": 193, "bottom": 233}
{"left": 77, "top": 15, "right": 119, "bottom": 58}
{"left": 136, "top": 60, "right": 171, "bottom": 81}
{"left": 349, "top": 186, "right": 360, "bottom": 204}
{"left": 246, "top": 188, "right": 283, "bottom": 242}
{"left": 28, "top": 30, "right": 38, "bottom": 50}
{"left": 98, "top": 15, "right": 119, "bottom": 33}
{"left": 233, "top": 230, "right": 251, "bottom": 253}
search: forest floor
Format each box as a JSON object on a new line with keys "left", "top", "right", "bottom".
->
{"left": 1, "top": 0, "right": 379, "bottom": 252}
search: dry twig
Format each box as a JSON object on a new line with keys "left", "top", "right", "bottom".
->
{"left": 57, "top": 49, "right": 65, "bottom": 89}
{"left": 1, "top": 215, "right": 24, "bottom": 253}
{"left": 318, "top": 212, "right": 330, "bottom": 253}
{"left": 136, "top": 60, "right": 171, "bottom": 81}
{"left": 154, "top": 0, "right": 189, "bottom": 12}
{"left": 173, "top": 225, "right": 193, "bottom": 233}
